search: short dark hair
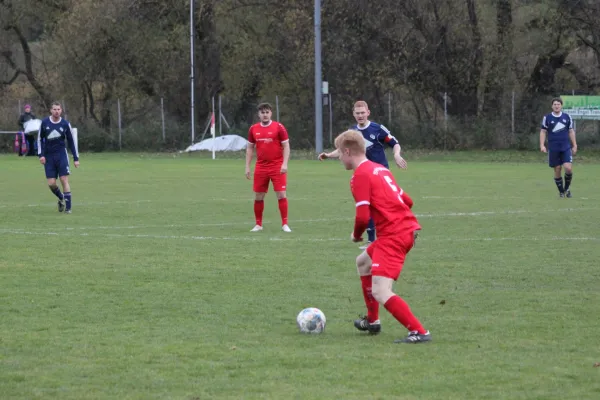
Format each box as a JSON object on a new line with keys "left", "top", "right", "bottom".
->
{"left": 257, "top": 102, "right": 272, "bottom": 111}
{"left": 551, "top": 97, "right": 563, "bottom": 105}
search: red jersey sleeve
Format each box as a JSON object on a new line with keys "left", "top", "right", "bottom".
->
{"left": 248, "top": 126, "right": 256, "bottom": 144}
{"left": 350, "top": 172, "right": 371, "bottom": 239}
{"left": 399, "top": 189, "right": 413, "bottom": 209}
{"left": 278, "top": 123, "right": 289, "bottom": 143}
{"left": 351, "top": 172, "right": 371, "bottom": 206}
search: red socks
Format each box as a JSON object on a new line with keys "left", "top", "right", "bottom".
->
{"left": 254, "top": 200, "right": 264, "bottom": 226}
{"left": 360, "top": 275, "right": 379, "bottom": 323}
{"left": 384, "top": 295, "right": 426, "bottom": 334}
{"left": 255, "top": 198, "right": 288, "bottom": 226}
{"left": 278, "top": 198, "right": 288, "bottom": 225}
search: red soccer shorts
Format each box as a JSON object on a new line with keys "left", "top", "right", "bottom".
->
{"left": 366, "top": 230, "right": 417, "bottom": 280}
{"left": 253, "top": 167, "right": 287, "bottom": 193}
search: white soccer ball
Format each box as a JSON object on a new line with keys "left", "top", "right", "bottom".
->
{"left": 296, "top": 307, "right": 326, "bottom": 334}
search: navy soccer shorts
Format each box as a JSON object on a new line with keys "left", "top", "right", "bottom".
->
{"left": 548, "top": 149, "right": 573, "bottom": 167}
{"left": 44, "top": 151, "right": 70, "bottom": 179}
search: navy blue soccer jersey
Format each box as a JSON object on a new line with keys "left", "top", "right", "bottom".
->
{"left": 541, "top": 112, "right": 573, "bottom": 152}
{"left": 37, "top": 117, "right": 79, "bottom": 161}
{"left": 352, "top": 121, "right": 398, "bottom": 168}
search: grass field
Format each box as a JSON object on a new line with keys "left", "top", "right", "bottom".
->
{"left": 1, "top": 151, "right": 600, "bottom": 400}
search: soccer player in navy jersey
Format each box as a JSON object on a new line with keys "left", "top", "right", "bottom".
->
{"left": 38, "top": 102, "right": 80, "bottom": 213}
{"left": 540, "top": 97, "right": 577, "bottom": 198}
{"left": 319, "top": 101, "right": 407, "bottom": 248}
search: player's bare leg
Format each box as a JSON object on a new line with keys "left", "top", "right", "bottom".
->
{"left": 553, "top": 165, "right": 565, "bottom": 197}
{"left": 275, "top": 191, "right": 291, "bottom": 232}
{"left": 353, "top": 251, "right": 381, "bottom": 334}
{"left": 563, "top": 162, "right": 573, "bottom": 198}
{"left": 370, "top": 276, "right": 431, "bottom": 344}
{"left": 47, "top": 177, "right": 65, "bottom": 212}
{"left": 59, "top": 176, "right": 72, "bottom": 213}
{"left": 251, "top": 192, "right": 266, "bottom": 231}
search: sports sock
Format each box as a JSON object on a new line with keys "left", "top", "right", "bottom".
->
{"left": 64, "top": 192, "right": 72, "bottom": 210}
{"left": 564, "top": 173, "right": 573, "bottom": 191}
{"left": 384, "top": 295, "right": 426, "bottom": 334}
{"left": 49, "top": 185, "right": 64, "bottom": 200}
{"left": 278, "top": 198, "right": 288, "bottom": 225}
{"left": 254, "top": 200, "right": 264, "bottom": 226}
{"left": 360, "top": 275, "right": 379, "bottom": 323}
{"left": 554, "top": 177, "right": 565, "bottom": 193}
{"left": 367, "top": 218, "right": 375, "bottom": 242}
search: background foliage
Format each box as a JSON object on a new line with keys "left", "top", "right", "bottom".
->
{"left": 1, "top": 0, "right": 600, "bottom": 151}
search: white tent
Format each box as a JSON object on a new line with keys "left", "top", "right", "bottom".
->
{"left": 23, "top": 119, "right": 42, "bottom": 134}
{"left": 185, "top": 134, "right": 248, "bottom": 152}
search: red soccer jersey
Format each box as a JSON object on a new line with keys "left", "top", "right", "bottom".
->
{"left": 350, "top": 160, "right": 421, "bottom": 238}
{"left": 248, "top": 121, "right": 289, "bottom": 168}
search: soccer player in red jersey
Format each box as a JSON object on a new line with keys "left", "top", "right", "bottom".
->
{"left": 335, "top": 129, "right": 431, "bottom": 343}
{"left": 245, "top": 103, "right": 291, "bottom": 232}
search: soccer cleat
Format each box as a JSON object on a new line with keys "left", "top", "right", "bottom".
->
{"left": 354, "top": 316, "right": 381, "bottom": 334}
{"left": 57, "top": 199, "right": 65, "bottom": 212}
{"left": 250, "top": 225, "right": 263, "bottom": 232}
{"left": 282, "top": 224, "right": 292, "bottom": 232}
{"left": 559, "top": 192, "right": 565, "bottom": 198}
{"left": 394, "top": 330, "right": 432, "bottom": 344}
{"left": 565, "top": 190, "right": 572, "bottom": 198}
{"left": 358, "top": 241, "right": 372, "bottom": 250}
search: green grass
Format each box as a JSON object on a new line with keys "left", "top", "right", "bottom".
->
{"left": 1, "top": 152, "right": 600, "bottom": 400}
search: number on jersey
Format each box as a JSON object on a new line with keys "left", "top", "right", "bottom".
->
{"left": 384, "top": 175, "right": 405, "bottom": 204}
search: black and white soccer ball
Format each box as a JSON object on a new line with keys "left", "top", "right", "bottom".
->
{"left": 296, "top": 307, "right": 326, "bottom": 334}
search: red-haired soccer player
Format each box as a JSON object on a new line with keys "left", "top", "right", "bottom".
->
{"left": 335, "top": 129, "right": 430, "bottom": 343}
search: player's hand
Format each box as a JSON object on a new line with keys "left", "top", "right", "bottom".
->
{"left": 318, "top": 152, "right": 328, "bottom": 161}
{"left": 572, "top": 145, "right": 578, "bottom": 155}
{"left": 395, "top": 154, "right": 408, "bottom": 169}
{"left": 280, "top": 164, "right": 288, "bottom": 174}
{"left": 540, "top": 145, "right": 547, "bottom": 153}
{"left": 351, "top": 232, "right": 363, "bottom": 242}
{"left": 245, "top": 167, "right": 251, "bottom": 180}
{"left": 74, "top": 161, "right": 80, "bottom": 168}
{"left": 39, "top": 157, "right": 46, "bottom": 165}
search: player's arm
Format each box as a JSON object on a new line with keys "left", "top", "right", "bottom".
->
{"left": 399, "top": 189, "right": 414, "bottom": 209}
{"left": 539, "top": 129, "right": 547, "bottom": 153}
{"left": 65, "top": 124, "right": 79, "bottom": 162}
{"left": 279, "top": 123, "right": 290, "bottom": 173}
{"left": 318, "top": 148, "right": 340, "bottom": 161}
{"left": 245, "top": 143, "right": 255, "bottom": 178}
{"left": 539, "top": 116, "right": 548, "bottom": 153}
{"left": 351, "top": 174, "right": 371, "bottom": 242}
{"left": 245, "top": 127, "right": 256, "bottom": 179}
{"left": 380, "top": 127, "right": 407, "bottom": 169}
{"left": 281, "top": 140, "right": 290, "bottom": 173}
{"left": 37, "top": 124, "right": 44, "bottom": 157}
{"left": 568, "top": 117, "right": 577, "bottom": 155}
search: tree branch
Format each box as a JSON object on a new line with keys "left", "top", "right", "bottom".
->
{"left": 10, "top": 25, "right": 51, "bottom": 107}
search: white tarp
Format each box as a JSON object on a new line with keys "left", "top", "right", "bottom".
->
{"left": 23, "top": 119, "right": 42, "bottom": 134}
{"left": 185, "top": 134, "right": 248, "bottom": 152}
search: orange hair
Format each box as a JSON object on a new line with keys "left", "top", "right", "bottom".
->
{"left": 353, "top": 100, "right": 369, "bottom": 110}
{"left": 334, "top": 130, "right": 366, "bottom": 155}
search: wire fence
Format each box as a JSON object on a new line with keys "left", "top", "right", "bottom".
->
{"left": 1, "top": 90, "right": 599, "bottom": 153}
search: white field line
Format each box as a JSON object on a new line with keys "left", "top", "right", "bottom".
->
{"left": 1, "top": 207, "right": 597, "bottom": 233}
{"left": 3, "top": 195, "right": 594, "bottom": 209}
{"left": 0, "top": 229, "right": 598, "bottom": 244}
{"left": 0, "top": 200, "right": 153, "bottom": 208}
